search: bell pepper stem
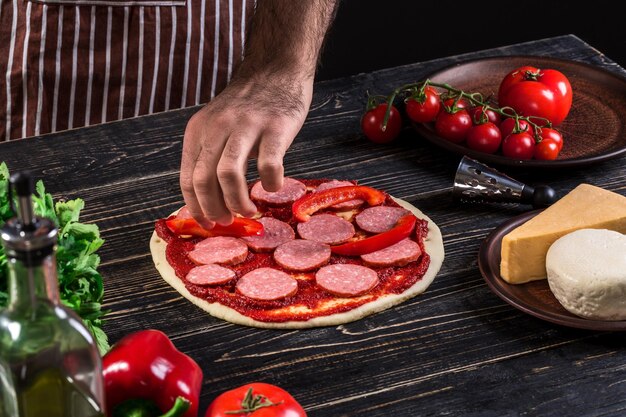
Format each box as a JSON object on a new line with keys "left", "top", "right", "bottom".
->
{"left": 112, "top": 397, "right": 190, "bottom": 417}
{"left": 160, "top": 397, "right": 191, "bottom": 417}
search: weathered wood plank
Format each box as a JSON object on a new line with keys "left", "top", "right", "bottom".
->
{"left": 1, "top": 35, "right": 625, "bottom": 417}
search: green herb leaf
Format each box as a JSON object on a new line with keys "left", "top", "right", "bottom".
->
{"left": 0, "top": 163, "right": 110, "bottom": 354}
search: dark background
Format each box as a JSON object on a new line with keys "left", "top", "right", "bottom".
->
{"left": 317, "top": 0, "right": 626, "bottom": 81}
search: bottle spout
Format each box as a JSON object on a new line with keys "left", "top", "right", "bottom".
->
{"left": 10, "top": 171, "right": 36, "bottom": 231}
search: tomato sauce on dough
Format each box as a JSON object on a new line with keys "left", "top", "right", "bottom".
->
{"left": 154, "top": 179, "right": 431, "bottom": 322}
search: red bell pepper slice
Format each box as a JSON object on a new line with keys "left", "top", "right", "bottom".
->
{"left": 103, "top": 329, "right": 203, "bottom": 417}
{"left": 165, "top": 216, "right": 264, "bottom": 238}
{"left": 292, "top": 185, "right": 387, "bottom": 222}
{"left": 331, "top": 213, "right": 417, "bottom": 256}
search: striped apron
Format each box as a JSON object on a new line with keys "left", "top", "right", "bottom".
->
{"left": 0, "top": 0, "right": 254, "bottom": 141}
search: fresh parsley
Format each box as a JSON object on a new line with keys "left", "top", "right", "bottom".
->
{"left": 0, "top": 162, "right": 110, "bottom": 353}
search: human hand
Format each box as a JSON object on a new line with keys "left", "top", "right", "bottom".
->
{"left": 180, "top": 73, "right": 313, "bottom": 227}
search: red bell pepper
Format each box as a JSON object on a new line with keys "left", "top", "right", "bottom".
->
{"left": 102, "top": 329, "right": 203, "bottom": 417}
{"left": 331, "top": 213, "right": 417, "bottom": 256}
{"left": 165, "top": 217, "right": 264, "bottom": 238}
{"left": 292, "top": 185, "right": 387, "bottom": 222}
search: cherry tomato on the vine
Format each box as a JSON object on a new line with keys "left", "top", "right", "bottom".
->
{"left": 405, "top": 86, "right": 440, "bottom": 123}
{"left": 498, "top": 66, "right": 573, "bottom": 126}
{"left": 435, "top": 108, "right": 472, "bottom": 143}
{"left": 361, "top": 103, "right": 402, "bottom": 143}
{"left": 534, "top": 139, "right": 561, "bottom": 160}
{"left": 499, "top": 117, "right": 533, "bottom": 139}
{"left": 204, "top": 383, "right": 307, "bottom": 417}
{"left": 466, "top": 122, "right": 502, "bottom": 154}
{"left": 502, "top": 132, "right": 536, "bottom": 160}
{"left": 538, "top": 127, "right": 563, "bottom": 151}
{"left": 442, "top": 97, "right": 470, "bottom": 110}
{"left": 470, "top": 106, "right": 501, "bottom": 126}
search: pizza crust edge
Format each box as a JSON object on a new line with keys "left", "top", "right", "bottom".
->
{"left": 149, "top": 197, "right": 445, "bottom": 329}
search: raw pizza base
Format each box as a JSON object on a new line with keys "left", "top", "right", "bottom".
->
{"left": 149, "top": 198, "right": 445, "bottom": 329}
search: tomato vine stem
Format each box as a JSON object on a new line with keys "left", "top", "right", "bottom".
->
{"left": 377, "top": 79, "right": 554, "bottom": 143}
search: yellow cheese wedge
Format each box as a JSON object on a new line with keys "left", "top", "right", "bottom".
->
{"left": 500, "top": 184, "right": 626, "bottom": 284}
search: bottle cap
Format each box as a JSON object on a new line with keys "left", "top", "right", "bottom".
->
{"left": 0, "top": 172, "right": 57, "bottom": 264}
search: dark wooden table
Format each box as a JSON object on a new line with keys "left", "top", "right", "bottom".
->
{"left": 2, "top": 34, "right": 625, "bottom": 416}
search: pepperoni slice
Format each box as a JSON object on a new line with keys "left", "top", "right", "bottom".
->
{"left": 242, "top": 217, "right": 295, "bottom": 252}
{"left": 315, "top": 180, "right": 363, "bottom": 210}
{"left": 315, "top": 264, "right": 379, "bottom": 297}
{"left": 236, "top": 268, "right": 298, "bottom": 301}
{"left": 186, "top": 264, "right": 236, "bottom": 285}
{"left": 297, "top": 213, "right": 355, "bottom": 245}
{"left": 360, "top": 238, "right": 422, "bottom": 267}
{"left": 250, "top": 177, "right": 307, "bottom": 206}
{"left": 189, "top": 236, "right": 249, "bottom": 265}
{"left": 355, "top": 206, "right": 410, "bottom": 234}
{"left": 274, "top": 239, "right": 331, "bottom": 271}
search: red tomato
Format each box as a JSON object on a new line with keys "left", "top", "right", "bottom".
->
{"left": 442, "top": 97, "right": 470, "bottom": 110}
{"left": 435, "top": 108, "right": 472, "bottom": 143}
{"left": 470, "top": 106, "right": 501, "bottom": 126}
{"left": 466, "top": 122, "right": 502, "bottom": 154}
{"left": 499, "top": 117, "right": 533, "bottom": 139}
{"left": 361, "top": 103, "right": 402, "bottom": 143}
{"left": 534, "top": 139, "right": 561, "bottom": 160}
{"left": 205, "top": 383, "right": 306, "bottom": 417}
{"left": 502, "top": 132, "right": 536, "bottom": 160}
{"left": 498, "top": 66, "right": 572, "bottom": 126}
{"left": 538, "top": 127, "right": 563, "bottom": 151}
{"left": 405, "top": 86, "right": 440, "bottom": 123}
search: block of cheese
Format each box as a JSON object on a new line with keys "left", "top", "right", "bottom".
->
{"left": 500, "top": 184, "right": 626, "bottom": 284}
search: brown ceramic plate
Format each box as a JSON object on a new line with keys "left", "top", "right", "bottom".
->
{"left": 478, "top": 210, "right": 626, "bottom": 331}
{"left": 413, "top": 56, "right": 626, "bottom": 168}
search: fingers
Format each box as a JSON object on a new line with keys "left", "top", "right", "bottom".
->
{"left": 256, "top": 126, "right": 296, "bottom": 193}
{"left": 193, "top": 145, "right": 234, "bottom": 226}
{"left": 181, "top": 100, "right": 303, "bottom": 227}
{"left": 217, "top": 132, "right": 259, "bottom": 218}
{"left": 180, "top": 117, "right": 215, "bottom": 229}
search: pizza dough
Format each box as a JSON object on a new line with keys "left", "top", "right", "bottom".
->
{"left": 149, "top": 196, "right": 445, "bottom": 329}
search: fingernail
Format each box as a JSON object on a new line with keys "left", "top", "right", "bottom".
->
{"left": 242, "top": 205, "right": 258, "bottom": 218}
{"left": 216, "top": 215, "right": 234, "bottom": 227}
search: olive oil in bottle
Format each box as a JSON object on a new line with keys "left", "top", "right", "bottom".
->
{"left": 0, "top": 172, "right": 105, "bottom": 417}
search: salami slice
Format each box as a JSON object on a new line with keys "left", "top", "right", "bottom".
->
{"left": 315, "top": 264, "right": 379, "bottom": 297}
{"left": 186, "top": 264, "right": 236, "bottom": 285}
{"left": 242, "top": 217, "right": 295, "bottom": 252}
{"left": 189, "top": 236, "right": 249, "bottom": 265}
{"left": 236, "top": 268, "right": 298, "bottom": 301}
{"left": 274, "top": 239, "right": 331, "bottom": 271}
{"left": 361, "top": 238, "right": 422, "bottom": 267}
{"left": 355, "top": 206, "right": 410, "bottom": 234}
{"left": 297, "top": 213, "right": 355, "bottom": 245}
{"left": 250, "top": 177, "right": 307, "bottom": 205}
{"left": 315, "top": 180, "right": 363, "bottom": 210}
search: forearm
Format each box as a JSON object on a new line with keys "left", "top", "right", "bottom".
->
{"left": 238, "top": 0, "right": 339, "bottom": 79}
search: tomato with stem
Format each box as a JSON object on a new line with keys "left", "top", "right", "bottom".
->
{"left": 498, "top": 66, "right": 572, "bottom": 126}
{"left": 538, "top": 127, "right": 563, "bottom": 151}
{"left": 204, "top": 383, "right": 306, "bottom": 417}
{"left": 405, "top": 86, "right": 440, "bottom": 123}
{"left": 534, "top": 139, "right": 561, "bottom": 160}
{"left": 499, "top": 117, "right": 533, "bottom": 139}
{"left": 466, "top": 122, "right": 502, "bottom": 154}
{"left": 470, "top": 106, "right": 501, "bottom": 126}
{"left": 361, "top": 103, "right": 402, "bottom": 143}
{"left": 435, "top": 108, "right": 472, "bottom": 143}
{"left": 502, "top": 132, "right": 536, "bottom": 160}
